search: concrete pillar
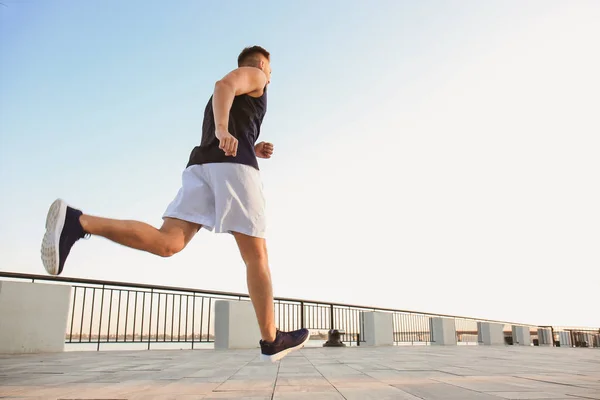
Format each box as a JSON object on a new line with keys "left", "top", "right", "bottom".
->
{"left": 558, "top": 331, "right": 571, "bottom": 347}
{"left": 477, "top": 322, "right": 505, "bottom": 345}
{"left": 361, "top": 311, "right": 394, "bottom": 346}
{"left": 511, "top": 325, "right": 531, "bottom": 346}
{"left": 214, "top": 300, "right": 261, "bottom": 349}
{"left": 430, "top": 317, "right": 457, "bottom": 345}
{"left": 581, "top": 333, "right": 591, "bottom": 347}
{"left": 537, "top": 328, "right": 553, "bottom": 346}
{"left": 0, "top": 281, "right": 72, "bottom": 354}
{"left": 593, "top": 334, "right": 600, "bottom": 348}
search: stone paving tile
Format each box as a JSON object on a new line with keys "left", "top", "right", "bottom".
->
{"left": 393, "top": 381, "right": 504, "bottom": 399}
{"left": 275, "top": 376, "right": 332, "bottom": 386}
{"left": 556, "top": 390, "right": 600, "bottom": 400}
{"left": 487, "top": 392, "right": 585, "bottom": 399}
{"left": 274, "top": 393, "right": 345, "bottom": 399}
{"left": 336, "top": 383, "right": 422, "bottom": 399}
{"left": 130, "top": 396, "right": 205, "bottom": 400}
{"left": 1, "top": 345, "right": 599, "bottom": 399}
{"left": 214, "top": 378, "right": 276, "bottom": 391}
{"left": 437, "top": 365, "right": 487, "bottom": 375}
{"left": 516, "top": 374, "right": 600, "bottom": 390}
{"left": 274, "top": 385, "right": 338, "bottom": 393}
{"left": 186, "top": 368, "right": 240, "bottom": 379}
{"left": 277, "top": 370, "right": 323, "bottom": 378}
{"left": 325, "top": 374, "right": 382, "bottom": 387}
{"left": 273, "top": 386, "right": 344, "bottom": 400}
{"left": 202, "top": 390, "right": 273, "bottom": 399}
{"left": 434, "top": 376, "right": 545, "bottom": 392}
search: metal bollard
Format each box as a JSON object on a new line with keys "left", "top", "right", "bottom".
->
{"left": 323, "top": 329, "right": 347, "bottom": 347}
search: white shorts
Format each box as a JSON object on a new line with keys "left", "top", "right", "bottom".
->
{"left": 163, "top": 163, "right": 267, "bottom": 238}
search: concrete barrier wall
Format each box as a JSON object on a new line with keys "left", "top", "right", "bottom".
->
{"left": 512, "top": 326, "right": 531, "bottom": 346}
{"left": 537, "top": 328, "right": 553, "bottom": 346}
{"left": 361, "top": 311, "right": 394, "bottom": 346}
{"left": 558, "top": 331, "right": 571, "bottom": 347}
{"left": 214, "top": 300, "right": 261, "bottom": 349}
{"left": 0, "top": 281, "right": 72, "bottom": 354}
{"left": 477, "top": 322, "right": 505, "bottom": 345}
{"left": 431, "top": 317, "right": 457, "bottom": 345}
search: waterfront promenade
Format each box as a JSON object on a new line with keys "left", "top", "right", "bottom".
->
{"left": 1, "top": 345, "right": 599, "bottom": 399}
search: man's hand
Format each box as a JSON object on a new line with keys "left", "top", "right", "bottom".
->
{"left": 216, "top": 128, "right": 238, "bottom": 157}
{"left": 255, "top": 141, "right": 274, "bottom": 159}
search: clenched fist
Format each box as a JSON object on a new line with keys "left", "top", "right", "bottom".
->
{"left": 216, "top": 129, "right": 238, "bottom": 157}
{"left": 255, "top": 142, "right": 274, "bottom": 159}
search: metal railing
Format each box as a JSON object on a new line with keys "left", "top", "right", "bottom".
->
{"left": 393, "top": 312, "right": 432, "bottom": 344}
{"left": 1, "top": 272, "right": 598, "bottom": 350}
{"left": 454, "top": 318, "right": 479, "bottom": 344}
{"left": 552, "top": 327, "right": 600, "bottom": 348}
{"left": 1, "top": 272, "right": 372, "bottom": 349}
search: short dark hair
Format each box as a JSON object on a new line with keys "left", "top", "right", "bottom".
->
{"left": 237, "top": 46, "right": 270, "bottom": 67}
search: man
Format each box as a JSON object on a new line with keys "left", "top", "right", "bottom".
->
{"left": 40, "top": 45, "right": 309, "bottom": 362}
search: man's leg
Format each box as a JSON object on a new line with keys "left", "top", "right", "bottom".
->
{"left": 81, "top": 216, "right": 200, "bottom": 257}
{"left": 205, "top": 163, "right": 309, "bottom": 362}
{"left": 41, "top": 198, "right": 201, "bottom": 275}
{"left": 232, "top": 232, "right": 277, "bottom": 343}
{"left": 232, "top": 231, "right": 310, "bottom": 362}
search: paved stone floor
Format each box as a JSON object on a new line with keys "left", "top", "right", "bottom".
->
{"left": 1, "top": 345, "right": 599, "bottom": 399}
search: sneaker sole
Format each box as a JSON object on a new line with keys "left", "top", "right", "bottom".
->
{"left": 260, "top": 333, "right": 311, "bottom": 363}
{"left": 41, "top": 199, "right": 67, "bottom": 276}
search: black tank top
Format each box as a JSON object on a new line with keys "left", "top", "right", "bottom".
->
{"left": 186, "top": 89, "right": 267, "bottom": 170}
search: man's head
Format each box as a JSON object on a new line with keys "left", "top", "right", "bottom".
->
{"left": 237, "top": 45, "right": 271, "bottom": 84}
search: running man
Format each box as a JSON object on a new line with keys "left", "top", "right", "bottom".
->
{"left": 40, "top": 46, "right": 309, "bottom": 362}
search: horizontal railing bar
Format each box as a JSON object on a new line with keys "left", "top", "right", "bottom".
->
{"left": 65, "top": 340, "right": 215, "bottom": 344}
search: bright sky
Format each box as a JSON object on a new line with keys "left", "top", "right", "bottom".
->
{"left": 1, "top": 0, "right": 598, "bottom": 328}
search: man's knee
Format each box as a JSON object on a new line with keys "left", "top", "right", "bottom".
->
{"left": 233, "top": 233, "right": 268, "bottom": 267}
{"left": 156, "top": 238, "right": 185, "bottom": 258}
{"left": 242, "top": 251, "right": 268, "bottom": 268}
{"left": 156, "top": 218, "right": 199, "bottom": 257}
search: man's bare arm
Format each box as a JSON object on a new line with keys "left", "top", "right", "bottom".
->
{"left": 213, "top": 67, "right": 267, "bottom": 131}
{"left": 211, "top": 67, "right": 267, "bottom": 157}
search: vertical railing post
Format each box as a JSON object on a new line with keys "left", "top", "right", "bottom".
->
{"left": 300, "top": 301, "right": 305, "bottom": 329}
{"left": 148, "top": 288, "right": 154, "bottom": 350}
{"left": 191, "top": 293, "right": 196, "bottom": 350}
{"left": 207, "top": 298, "right": 212, "bottom": 342}
{"left": 69, "top": 286, "right": 77, "bottom": 343}
{"left": 330, "top": 304, "right": 335, "bottom": 331}
{"left": 97, "top": 284, "right": 105, "bottom": 351}
{"left": 79, "top": 287, "right": 87, "bottom": 342}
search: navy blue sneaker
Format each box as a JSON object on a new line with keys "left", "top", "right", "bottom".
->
{"left": 41, "top": 199, "right": 87, "bottom": 275}
{"left": 260, "top": 328, "right": 310, "bottom": 362}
